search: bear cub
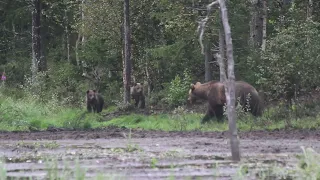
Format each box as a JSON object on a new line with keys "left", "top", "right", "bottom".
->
{"left": 86, "top": 90, "right": 104, "bottom": 113}
{"left": 130, "top": 83, "right": 145, "bottom": 109}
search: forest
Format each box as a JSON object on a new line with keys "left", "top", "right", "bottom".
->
{"left": 0, "top": 0, "right": 319, "bottom": 128}
{"left": 0, "top": 0, "right": 320, "bottom": 179}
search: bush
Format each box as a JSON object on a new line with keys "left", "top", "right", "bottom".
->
{"left": 252, "top": 20, "right": 320, "bottom": 101}
{"left": 164, "top": 69, "right": 192, "bottom": 107}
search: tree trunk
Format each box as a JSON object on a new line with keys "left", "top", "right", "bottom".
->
{"left": 65, "top": 8, "right": 70, "bottom": 62}
{"left": 249, "top": 0, "right": 263, "bottom": 48}
{"left": 12, "top": 22, "right": 16, "bottom": 57}
{"left": 204, "top": 41, "right": 212, "bottom": 82}
{"left": 307, "top": 0, "right": 313, "bottom": 19}
{"left": 81, "top": 0, "right": 85, "bottom": 44}
{"left": 31, "top": 0, "right": 41, "bottom": 81}
{"left": 261, "top": 0, "right": 267, "bottom": 51}
{"left": 123, "top": 0, "right": 132, "bottom": 104}
{"left": 36, "top": 0, "right": 46, "bottom": 72}
{"left": 219, "top": 0, "right": 240, "bottom": 162}
{"left": 75, "top": 0, "right": 85, "bottom": 67}
{"left": 216, "top": 53, "right": 226, "bottom": 82}
{"left": 40, "top": 3, "right": 47, "bottom": 71}
{"left": 219, "top": 22, "right": 225, "bottom": 82}
{"left": 145, "top": 64, "right": 151, "bottom": 100}
{"left": 75, "top": 33, "right": 81, "bottom": 66}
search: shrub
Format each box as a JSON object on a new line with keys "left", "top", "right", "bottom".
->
{"left": 165, "top": 69, "right": 192, "bottom": 107}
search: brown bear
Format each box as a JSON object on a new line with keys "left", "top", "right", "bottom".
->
{"left": 130, "top": 83, "right": 145, "bottom": 109}
{"left": 188, "top": 80, "right": 264, "bottom": 123}
{"left": 86, "top": 89, "right": 104, "bottom": 113}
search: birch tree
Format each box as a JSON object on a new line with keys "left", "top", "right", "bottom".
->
{"left": 31, "top": 0, "right": 41, "bottom": 82}
{"left": 261, "top": 0, "right": 267, "bottom": 51}
{"left": 198, "top": 0, "right": 240, "bottom": 161}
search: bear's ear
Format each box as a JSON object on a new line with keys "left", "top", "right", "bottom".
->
{"left": 190, "top": 84, "right": 195, "bottom": 90}
{"left": 93, "top": 90, "right": 96, "bottom": 93}
{"left": 86, "top": 90, "right": 90, "bottom": 94}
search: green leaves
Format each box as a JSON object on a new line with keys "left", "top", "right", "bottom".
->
{"left": 256, "top": 20, "right": 320, "bottom": 100}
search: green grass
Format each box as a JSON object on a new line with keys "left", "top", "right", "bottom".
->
{"left": 1, "top": 91, "right": 320, "bottom": 132}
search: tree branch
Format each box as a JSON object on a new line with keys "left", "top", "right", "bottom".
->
{"left": 197, "top": 0, "right": 219, "bottom": 54}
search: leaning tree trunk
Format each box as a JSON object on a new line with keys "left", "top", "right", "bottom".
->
{"left": 219, "top": 0, "right": 240, "bottom": 162}
{"left": 31, "top": 0, "right": 41, "bottom": 82}
{"left": 123, "top": 0, "right": 132, "bottom": 104}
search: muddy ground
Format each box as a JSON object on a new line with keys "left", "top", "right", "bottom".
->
{"left": 0, "top": 128, "right": 320, "bottom": 179}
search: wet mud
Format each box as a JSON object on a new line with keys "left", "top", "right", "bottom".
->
{"left": 0, "top": 128, "right": 320, "bottom": 179}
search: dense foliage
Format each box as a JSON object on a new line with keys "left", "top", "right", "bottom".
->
{"left": 0, "top": 0, "right": 319, "bottom": 109}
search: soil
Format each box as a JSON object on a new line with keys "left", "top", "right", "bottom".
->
{"left": 1, "top": 127, "right": 320, "bottom": 179}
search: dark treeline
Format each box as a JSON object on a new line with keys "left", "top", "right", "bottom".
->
{"left": 0, "top": 0, "right": 320, "bottom": 109}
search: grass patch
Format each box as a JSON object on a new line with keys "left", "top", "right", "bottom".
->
{"left": 101, "top": 110, "right": 320, "bottom": 132}
{"left": 0, "top": 93, "right": 106, "bottom": 131}
{"left": 1, "top": 91, "right": 320, "bottom": 132}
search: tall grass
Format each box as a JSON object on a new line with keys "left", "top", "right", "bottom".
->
{"left": 1, "top": 88, "right": 320, "bottom": 132}
{"left": 0, "top": 91, "right": 104, "bottom": 131}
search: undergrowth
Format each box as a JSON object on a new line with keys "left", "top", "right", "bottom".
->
{"left": 0, "top": 89, "right": 320, "bottom": 132}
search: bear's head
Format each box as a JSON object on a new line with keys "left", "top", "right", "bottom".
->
{"left": 187, "top": 82, "right": 202, "bottom": 104}
{"left": 86, "top": 90, "right": 97, "bottom": 101}
{"left": 130, "top": 83, "right": 143, "bottom": 96}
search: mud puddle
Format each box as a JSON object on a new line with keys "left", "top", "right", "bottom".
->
{"left": 0, "top": 134, "right": 319, "bottom": 179}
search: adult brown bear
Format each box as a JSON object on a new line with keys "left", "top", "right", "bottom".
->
{"left": 130, "top": 83, "right": 145, "bottom": 109}
{"left": 188, "top": 80, "right": 264, "bottom": 123}
{"left": 86, "top": 90, "right": 104, "bottom": 113}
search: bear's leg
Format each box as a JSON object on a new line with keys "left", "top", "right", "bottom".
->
{"left": 96, "top": 105, "right": 101, "bottom": 113}
{"left": 93, "top": 104, "right": 97, "bottom": 113}
{"left": 139, "top": 95, "right": 145, "bottom": 109}
{"left": 214, "top": 105, "right": 225, "bottom": 122}
{"left": 97, "top": 101, "right": 104, "bottom": 113}
{"left": 87, "top": 104, "right": 93, "bottom": 113}
{"left": 201, "top": 105, "right": 215, "bottom": 124}
{"left": 134, "top": 96, "right": 139, "bottom": 107}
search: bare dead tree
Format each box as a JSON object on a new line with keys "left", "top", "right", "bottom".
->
{"left": 198, "top": 0, "right": 240, "bottom": 162}
{"left": 219, "top": 0, "right": 240, "bottom": 161}
{"left": 123, "top": 0, "right": 132, "bottom": 104}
